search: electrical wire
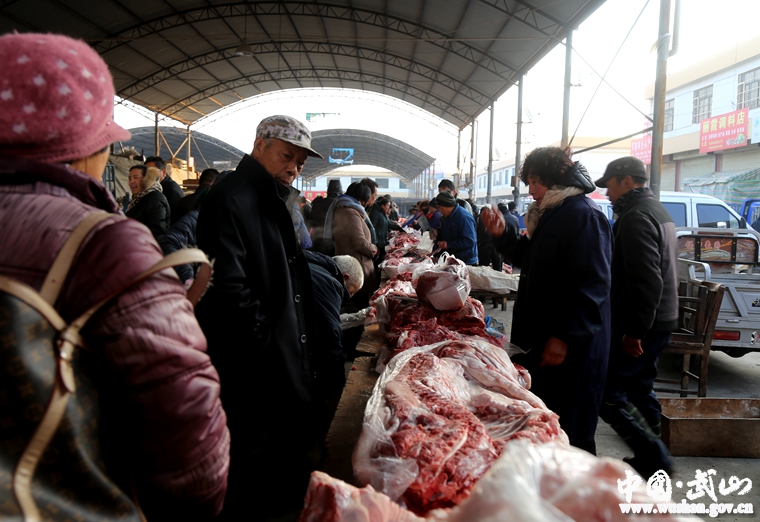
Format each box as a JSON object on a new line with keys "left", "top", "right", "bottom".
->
{"left": 568, "top": 0, "right": 652, "bottom": 148}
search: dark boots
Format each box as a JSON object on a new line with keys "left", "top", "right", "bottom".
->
{"left": 601, "top": 401, "right": 673, "bottom": 478}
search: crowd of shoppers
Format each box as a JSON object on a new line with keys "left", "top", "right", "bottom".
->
{"left": 0, "top": 30, "right": 678, "bottom": 522}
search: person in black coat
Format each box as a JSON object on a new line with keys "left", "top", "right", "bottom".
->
{"left": 158, "top": 186, "right": 211, "bottom": 285}
{"left": 481, "top": 147, "right": 613, "bottom": 454}
{"left": 145, "top": 155, "right": 185, "bottom": 223}
{"left": 369, "top": 196, "right": 402, "bottom": 256}
{"left": 195, "top": 115, "right": 324, "bottom": 520}
{"left": 310, "top": 179, "right": 343, "bottom": 255}
{"left": 125, "top": 164, "right": 170, "bottom": 240}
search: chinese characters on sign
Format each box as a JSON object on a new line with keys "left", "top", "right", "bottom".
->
{"left": 631, "top": 135, "right": 652, "bottom": 164}
{"left": 699, "top": 108, "right": 749, "bottom": 153}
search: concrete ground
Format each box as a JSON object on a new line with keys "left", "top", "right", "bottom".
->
{"left": 485, "top": 297, "right": 760, "bottom": 521}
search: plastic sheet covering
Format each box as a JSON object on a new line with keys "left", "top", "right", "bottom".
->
{"left": 352, "top": 339, "right": 565, "bottom": 514}
{"left": 303, "top": 441, "right": 699, "bottom": 521}
{"left": 412, "top": 254, "right": 470, "bottom": 311}
{"left": 467, "top": 266, "right": 520, "bottom": 295}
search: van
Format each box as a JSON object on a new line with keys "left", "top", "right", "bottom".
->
{"left": 591, "top": 192, "right": 746, "bottom": 229}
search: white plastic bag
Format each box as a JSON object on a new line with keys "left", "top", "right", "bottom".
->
{"left": 412, "top": 254, "right": 470, "bottom": 311}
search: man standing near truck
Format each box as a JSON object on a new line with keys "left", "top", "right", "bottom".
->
{"left": 595, "top": 156, "right": 678, "bottom": 478}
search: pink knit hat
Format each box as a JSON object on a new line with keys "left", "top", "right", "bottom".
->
{"left": 0, "top": 32, "right": 131, "bottom": 162}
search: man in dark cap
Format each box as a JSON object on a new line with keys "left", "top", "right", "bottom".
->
{"left": 196, "top": 115, "right": 327, "bottom": 519}
{"left": 310, "top": 178, "right": 343, "bottom": 255}
{"left": 435, "top": 191, "right": 478, "bottom": 265}
{"left": 438, "top": 178, "right": 474, "bottom": 217}
{"left": 595, "top": 156, "right": 677, "bottom": 478}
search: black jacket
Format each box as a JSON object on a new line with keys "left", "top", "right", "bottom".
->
{"left": 196, "top": 155, "right": 318, "bottom": 431}
{"left": 158, "top": 210, "right": 198, "bottom": 283}
{"left": 125, "top": 190, "right": 170, "bottom": 240}
{"left": 369, "top": 202, "right": 402, "bottom": 254}
{"left": 611, "top": 188, "right": 679, "bottom": 337}
{"left": 304, "top": 250, "right": 349, "bottom": 393}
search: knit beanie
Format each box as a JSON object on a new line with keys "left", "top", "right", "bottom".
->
{"left": 0, "top": 32, "right": 130, "bottom": 162}
{"left": 435, "top": 191, "right": 457, "bottom": 207}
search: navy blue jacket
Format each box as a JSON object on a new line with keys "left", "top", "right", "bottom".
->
{"left": 158, "top": 210, "right": 198, "bottom": 283}
{"left": 437, "top": 204, "right": 478, "bottom": 265}
{"left": 495, "top": 194, "right": 612, "bottom": 447}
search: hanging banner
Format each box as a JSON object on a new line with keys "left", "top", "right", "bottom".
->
{"left": 630, "top": 135, "right": 652, "bottom": 164}
{"left": 699, "top": 108, "right": 749, "bottom": 153}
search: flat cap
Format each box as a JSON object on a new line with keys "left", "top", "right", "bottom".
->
{"left": 595, "top": 156, "right": 648, "bottom": 188}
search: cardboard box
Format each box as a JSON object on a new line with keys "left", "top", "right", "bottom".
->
{"left": 660, "top": 398, "right": 760, "bottom": 458}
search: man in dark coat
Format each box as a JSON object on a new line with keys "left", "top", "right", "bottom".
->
{"left": 145, "top": 155, "right": 185, "bottom": 221}
{"left": 482, "top": 148, "right": 612, "bottom": 454}
{"left": 195, "top": 115, "right": 324, "bottom": 520}
{"left": 304, "top": 252, "right": 363, "bottom": 427}
{"left": 174, "top": 167, "right": 218, "bottom": 221}
{"left": 595, "top": 157, "right": 677, "bottom": 477}
{"left": 310, "top": 178, "right": 343, "bottom": 255}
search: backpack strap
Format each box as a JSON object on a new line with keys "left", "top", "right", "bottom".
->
{"left": 6, "top": 218, "right": 210, "bottom": 521}
{"left": 39, "top": 212, "right": 112, "bottom": 305}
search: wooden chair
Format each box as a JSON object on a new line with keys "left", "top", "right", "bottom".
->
{"left": 654, "top": 280, "right": 725, "bottom": 397}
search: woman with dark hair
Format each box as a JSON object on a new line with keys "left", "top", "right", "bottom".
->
{"left": 481, "top": 146, "right": 613, "bottom": 454}
{"left": 325, "top": 181, "right": 377, "bottom": 296}
{"left": 369, "top": 196, "right": 403, "bottom": 256}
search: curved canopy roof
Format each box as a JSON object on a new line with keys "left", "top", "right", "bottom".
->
{"left": 119, "top": 126, "right": 245, "bottom": 170}
{"left": 304, "top": 129, "right": 434, "bottom": 181}
{"left": 0, "top": 0, "right": 605, "bottom": 130}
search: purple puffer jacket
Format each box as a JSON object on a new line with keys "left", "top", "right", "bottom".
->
{"left": 0, "top": 156, "right": 230, "bottom": 519}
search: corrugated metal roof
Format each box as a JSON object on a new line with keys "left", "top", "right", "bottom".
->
{"left": 1, "top": 0, "right": 606, "bottom": 129}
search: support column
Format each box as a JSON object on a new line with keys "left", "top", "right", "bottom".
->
{"left": 469, "top": 120, "right": 477, "bottom": 201}
{"left": 650, "top": 0, "right": 672, "bottom": 199}
{"left": 561, "top": 28, "right": 573, "bottom": 148}
{"left": 154, "top": 113, "right": 160, "bottom": 156}
{"left": 513, "top": 74, "right": 524, "bottom": 207}
{"left": 187, "top": 125, "right": 192, "bottom": 173}
{"left": 487, "top": 102, "right": 494, "bottom": 205}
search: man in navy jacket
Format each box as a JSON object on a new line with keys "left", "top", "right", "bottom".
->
{"left": 435, "top": 191, "right": 478, "bottom": 265}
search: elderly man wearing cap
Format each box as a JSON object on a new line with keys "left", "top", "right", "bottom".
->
{"left": 0, "top": 33, "right": 229, "bottom": 520}
{"left": 195, "top": 115, "right": 327, "bottom": 519}
{"left": 595, "top": 156, "right": 677, "bottom": 478}
{"left": 435, "top": 191, "right": 478, "bottom": 265}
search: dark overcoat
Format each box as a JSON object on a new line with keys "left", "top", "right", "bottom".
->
{"left": 496, "top": 193, "right": 613, "bottom": 448}
{"left": 195, "top": 154, "right": 320, "bottom": 515}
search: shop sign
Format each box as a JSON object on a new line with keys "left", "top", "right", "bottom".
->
{"left": 699, "top": 108, "right": 749, "bottom": 153}
{"left": 304, "top": 191, "right": 327, "bottom": 199}
{"left": 631, "top": 135, "right": 652, "bottom": 164}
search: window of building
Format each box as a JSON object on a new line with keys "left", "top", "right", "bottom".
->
{"left": 664, "top": 99, "right": 674, "bottom": 132}
{"left": 375, "top": 178, "right": 389, "bottom": 189}
{"left": 399, "top": 180, "right": 408, "bottom": 189}
{"left": 737, "top": 66, "right": 760, "bottom": 110}
{"left": 692, "top": 85, "right": 712, "bottom": 124}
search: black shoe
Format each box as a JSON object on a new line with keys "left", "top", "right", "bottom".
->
{"left": 623, "top": 456, "right": 673, "bottom": 478}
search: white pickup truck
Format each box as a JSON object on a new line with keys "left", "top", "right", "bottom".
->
{"left": 676, "top": 227, "right": 760, "bottom": 358}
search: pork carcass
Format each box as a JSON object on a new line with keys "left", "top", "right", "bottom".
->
{"left": 353, "top": 339, "right": 565, "bottom": 514}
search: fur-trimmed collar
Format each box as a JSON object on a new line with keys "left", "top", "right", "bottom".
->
{"left": 524, "top": 186, "right": 583, "bottom": 238}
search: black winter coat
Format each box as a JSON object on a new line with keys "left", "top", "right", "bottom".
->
{"left": 125, "top": 190, "right": 170, "bottom": 240}
{"left": 158, "top": 210, "right": 198, "bottom": 283}
{"left": 196, "top": 154, "right": 318, "bottom": 420}
{"left": 161, "top": 175, "right": 185, "bottom": 214}
{"left": 304, "top": 250, "right": 349, "bottom": 393}
{"left": 495, "top": 193, "right": 613, "bottom": 448}
{"left": 611, "top": 188, "right": 679, "bottom": 337}
{"left": 369, "top": 203, "right": 402, "bottom": 254}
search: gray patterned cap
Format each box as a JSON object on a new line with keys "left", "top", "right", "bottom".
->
{"left": 256, "top": 115, "right": 323, "bottom": 158}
